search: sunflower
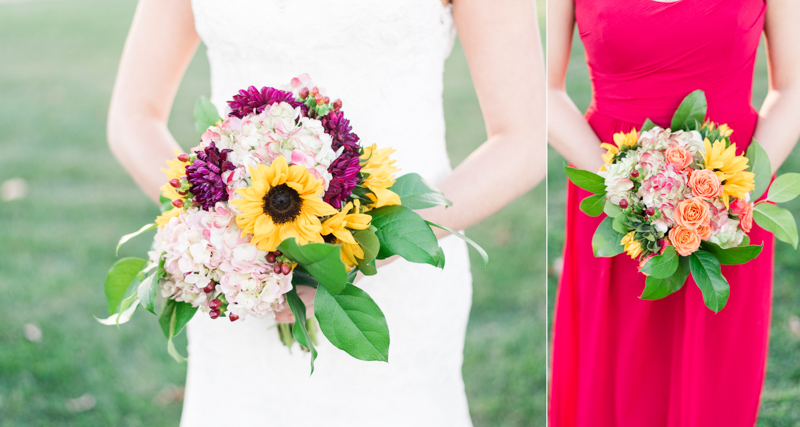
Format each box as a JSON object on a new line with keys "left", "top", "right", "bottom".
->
{"left": 621, "top": 231, "right": 643, "bottom": 259}
{"left": 160, "top": 149, "right": 190, "bottom": 202}
{"left": 700, "top": 139, "right": 755, "bottom": 206}
{"left": 230, "top": 156, "right": 338, "bottom": 251}
{"left": 155, "top": 208, "right": 181, "bottom": 228}
{"left": 360, "top": 144, "right": 401, "bottom": 209}
{"left": 321, "top": 201, "right": 372, "bottom": 268}
{"left": 599, "top": 129, "right": 638, "bottom": 172}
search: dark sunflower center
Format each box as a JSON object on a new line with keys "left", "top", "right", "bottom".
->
{"left": 323, "top": 233, "right": 338, "bottom": 244}
{"left": 262, "top": 184, "right": 303, "bottom": 224}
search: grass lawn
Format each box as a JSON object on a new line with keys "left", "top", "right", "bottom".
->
{"left": 0, "top": 1, "right": 546, "bottom": 426}
{"left": 547, "top": 30, "right": 800, "bottom": 426}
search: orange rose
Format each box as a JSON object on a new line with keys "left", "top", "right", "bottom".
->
{"left": 669, "top": 226, "right": 701, "bottom": 256}
{"left": 696, "top": 224, "right": 712, "bottom": 240}
{"left": 740, "top": 204, "right": 753, "bottom": 233}
{"left": 689, "top": 169, "right": 723, "bottom": 199}
{"left": 673, "top": 198, "right": 709, "bottom": 230}
{"left": 665, "top": 145, "right": 692, "bottom": 170}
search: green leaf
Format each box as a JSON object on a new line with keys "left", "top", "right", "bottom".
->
{"left": 689, "top": 251, "right": 730, "bottom": 313}
{"left": 611, "top": 214, "right": 628, "bottom": 234}
{"left": 285, "top": 287, "right": 317, "bottom": 375}
{"left": 353, "top": 228, "right": 380, "bottom": 268}
{"left": 388, "top": 173, "right": 452, "bottom": 210}
{"left": 433, "top": 247, "right": 446, "bottom": 269}
{"left": 639, "top": 246, "right": 679, "bottom": 279}
{"left": 580, "top": 193, "right": 606, "bottom": 217}
{"left": 564, "top": 166, "right": 606, "bottom": 194}
{"left": 640, "top": 256, "right": 690, "bottom": 300}
{"left": 753, "top": 203, "right": 799, "bottom": 248}
{"left": 425, "top": 221, "right": 488, "bottom": 268}
{"left": 700, "top": 241, "right": 763, "bottom": 265}
{"left": 277, "top": 239, "right": 348, "bottom": 295}
{"left": 116, "top": 223, "right": 157, "bottom": 255}
{"left": 194, "top": 96, "right": 221, "bottom": 135}
{"left": 95, "top": 299, "right": 140, "bottom": 326}
{"left": 670, "top": 90, "right": 707, "bottom": 131}
{"left": 641, "top": 118, "right": 658, "bottom": 132}
{"left": 767, "top": 172, "right": 800, "bottom": 203}
{"left": 314, "top": 284, "right": 389, "bottom": 362}
{"left": 592, "top": 217, "right": 625, "bottom": 257}
{"left": 368, "top": 205, "right": 439, "bottom": 266}
{"left": 603, "top": 199, "right": 623, "bottom": 218}
{"left": 137, "top": 273, "right": 158, "bottom": 315}
{"left": 746, "top": 139, "right": 771, "bottom": 201}
{"left": 158, "top": 299, "right": 198, "bottom": 362}
{"left": 104, "top": 257, "right": 147, "bottom": 315}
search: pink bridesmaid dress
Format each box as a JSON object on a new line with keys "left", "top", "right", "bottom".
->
{"left": 550, "top": 1, "right": 774, "bottom": 426}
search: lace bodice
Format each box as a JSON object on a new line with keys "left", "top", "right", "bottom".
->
{"left": 192, "top": 0, "right": 457, "bottom": 183}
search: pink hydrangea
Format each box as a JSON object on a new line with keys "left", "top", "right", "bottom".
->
{"left": 637, "top": 164, "right": 691, "bottom": 232}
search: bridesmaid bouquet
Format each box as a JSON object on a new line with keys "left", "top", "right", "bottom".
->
{"left": 99, "top": 74, "right": 486, "bottom": 372}
{"left": 566, "top": 90, "right": 799, "bottom": 312}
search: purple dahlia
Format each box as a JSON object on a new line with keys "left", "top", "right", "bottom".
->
{"left": 321, "top": 110, "right": 362, "bottom": 209}
{"left": 186, "top": 142, "right": 235, "bottom": 210}
{"left": 227, "top": 86, "right": 305, "bottom": 119}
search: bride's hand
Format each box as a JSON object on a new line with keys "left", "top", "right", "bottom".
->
{"left": 272, "top": 257, "right": 398, "bottom": 323}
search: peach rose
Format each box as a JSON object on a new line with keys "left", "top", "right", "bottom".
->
{"left": 673, "top": 198, "right": 709, "bottom": 230}
{"left": 665, "top": 145, "right": 692, "bottom": 170}
{"left": 689, "top": 169, "right": 723, "bottom": 199}
{"left": 669, "top": 226, "right": 701, "bottom": 256}
{"left": 696, "top": 224, "right": 712, "bottom": 240}
{"left": 731, "top": 199, "right": 754, "bottom": 233}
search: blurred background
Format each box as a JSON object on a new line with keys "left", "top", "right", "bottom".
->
{"left": 548, "top": 29, "right": 800, "bottom": 425}
{"left": 0, "top": 1, "right": 546, "bottom": 426}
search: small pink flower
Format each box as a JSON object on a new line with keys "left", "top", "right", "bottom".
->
{"left": 731, "top": 199, "right": 754, "bottom": 233}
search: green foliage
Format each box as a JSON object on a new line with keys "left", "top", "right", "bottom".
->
{"left": 700, "top": 241, "right": 763, "bottom": 265}
{"left": 689, "top": 251, "right": 730, "bottom": 313}
{"left": 603, "top": 199, "right": 623, "bottom": 218}
{"left": 640, "top": 256, "right": 690, "bottom": 300}
{"left": 286, "top": 288, "right": 317, "bottom": 374}
{"left": 367, "top": 205, "right": 441, "bottom": 266}
{"left": 116, "top": 223, "right": 156, "bottom": 255}
{"left": 104, "top": 257, "right": 147, "bottom": 315}
{"left": 426, "top": 220, "right": 489, "bottom": 268}
{"left": 314, "top": 284, "right": 390, "bottom": 362}
{"left": 670, "top": 90, "right": 707, "bottom": 131}
{"left": 137, "top": 273, "right": 157, "bottom": 315}
{"left": 158, "top": 300, "right": 198, "bottom": 362}
{"left": 389, "top": 173, "right": 452, "bottom": 210}
{"left": 579, "top": 193, "right": 606, "bottom": 217}
{"left": 753, "top": 203, "right": 799, "bottom": 249}
{"left": 641, "top": 118, "right": 658, "bottom": 132}
{"left": 746, "top": 139, "right": 772, "bottom": 201}
{"left": 193, "top": 96, "right": 221, "bottom": 135}
{"left": 591, "top": 217, "right": 625, "bottom": 257}
{"left": 352, "top": 228, "right": 380, "bottom": 276}
{"left": 639, "top": 246, "right": 678, "bottom": 279}
{"left": 277, "top": 238, "right": 348, "bottom": 295}
{"left": 563, "top": 166, "right": 606, "bottom": 194}
{"left": 767, "top": 173, "right": 800, "bottom": 203}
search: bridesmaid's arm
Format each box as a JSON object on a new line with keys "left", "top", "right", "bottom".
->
{"left": 107, "top": 0, "right": 200, "bottom": 203}
{"left": 754, "top": 0, "right": 800, "bottom": 175}
{"left": 418, "top": 0, "right": 545, "bottom": 235}
{"left": 546, "top": 0, "right": 605, "bottom": 172}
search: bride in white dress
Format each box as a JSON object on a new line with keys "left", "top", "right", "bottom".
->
{"left": 107, "top": 0, "right": 543, "bottom": 425}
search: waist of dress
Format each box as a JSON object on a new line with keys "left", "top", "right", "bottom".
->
{"left": 588, "top": 97, "right": 757, "bottom": 130}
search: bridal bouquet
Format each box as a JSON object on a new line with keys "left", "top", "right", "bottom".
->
{"left": 100, "top": 74, "right": 486, "bottom": 372}
{"left": 566, "top": 90, "right": 799, "bottom": 312}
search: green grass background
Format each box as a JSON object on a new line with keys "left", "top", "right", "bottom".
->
{"left": 547, "top": 30, "right": 800, "bottom": 425}
{"left": 0, "top": 1, "right": 546, "bottom": 426}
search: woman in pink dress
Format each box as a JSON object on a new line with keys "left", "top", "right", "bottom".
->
{"left": 548, "top": 0, "right": 800, "bottom": 425}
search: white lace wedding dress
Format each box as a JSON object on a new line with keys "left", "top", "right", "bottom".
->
{"left": 181, "top": 1, "right": 474, "bottom": 426}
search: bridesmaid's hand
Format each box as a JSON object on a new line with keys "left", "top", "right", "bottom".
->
{"left": 272, "top": 257, "right": 398, "bottom": 323}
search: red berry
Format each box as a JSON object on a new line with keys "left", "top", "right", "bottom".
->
{"left": 323, "top": 96, "right": 330, "bottom": 104}
{"left": 209, "top": 299, "right": 222, "bottom": 310}
{"left": 209, "top": 309, "right": 220, "bottom": 319}
{"left": 178, "top": 190, "right": 188, "bottom": 196}
{"left": 299, "top": 87, "right": 309, "bottom": 99}
{"left": 310, "top": 87, "right": 319, "bottom": 97}
{"left": 172, "top": 199, "right": 184, "bottom": 208}
{"left": 177, "top": 153, "right": 189, "bottom": 162}
{"left": 314, "top": 94, "right": 324, "bottom": 104}
{"left": 274, "top": 250, "right": 282, "bottom": 256}
{"left": 169, "top": 178, "right": 181, "bottom": 188}
{"left": 266, "top": 253, "right": 277, "bottom": 263}
{"left": 631, "top": 170, "right": 640, "bottom": 178}
{"left": 646, "top": 207, "right": 655, "bottom": 216}
{"left": 229, "top": 313, "right": 239, "bottom": 322}
{"left": 281, "top": 264, "right": 291, "bottom": 275}
{"left": 619, "top": 199, "right": 629, "bottom": 209}
{"left": 203, "top": 283, "right": 215, "bottom": 293}
{"left": 333, "top": 99, "right": 342, "bottom": 110}
{"left": 274, "top": 263, "right": 283, "bottom": 274}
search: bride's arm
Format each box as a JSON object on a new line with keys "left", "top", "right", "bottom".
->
{"left": 546, "top": 0, "right": 605, "bottom": 173}
{"left": 107, "top": 0, "right": 199, "bottom": 203}
{"left": 418, "top": 0, "right": 545, "bottom": 235}
{"left": 753, "top": 0, "right": 800, "bottom": 175}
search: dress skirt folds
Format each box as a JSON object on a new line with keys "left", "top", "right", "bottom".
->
{"left": 550, "top": 1, "right": 774, "bottom": 426}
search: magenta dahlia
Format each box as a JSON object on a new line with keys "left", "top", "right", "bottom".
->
{"left": 321, "top": 110, "right": 362, "bottom": 209}
{"left": 186, "top": 142, "right": 235, "bottom": 210}
{"left": 227, "top": 86, "right": 304, "bottom": 118}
